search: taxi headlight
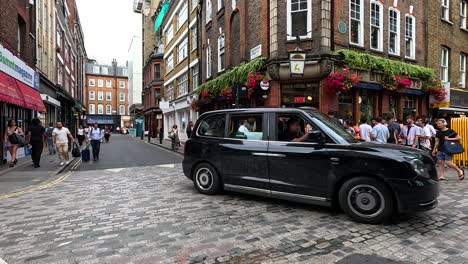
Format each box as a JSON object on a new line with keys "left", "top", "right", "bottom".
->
{"left": 410, "top": 159, "right": 429, "bottom": 178}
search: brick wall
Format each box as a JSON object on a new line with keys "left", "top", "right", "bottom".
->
{"left": 0, "top": 0, "right": 36, "bottom": 67}
{"left": 427, "top": 0, "right": 468, "bottom": 87}
{"left": 86, "top": 75, "right": 129, "bottom": 115}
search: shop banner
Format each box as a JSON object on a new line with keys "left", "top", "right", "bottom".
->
{"left": 430, "top": 82, "right": 451, "bottom": 108}
{"left": 0, "top": 43, "right": 36, "bottom": 88}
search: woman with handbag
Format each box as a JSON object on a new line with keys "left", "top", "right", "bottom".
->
{"left": 3, "top": 120, "right": 24, "bottom": 167}
{"left": 432, "top": 118, "right": 465, "bottom": 181}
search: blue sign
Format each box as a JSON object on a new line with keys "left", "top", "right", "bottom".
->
{"left": 34, "top": 72, "right": 40, "bottom": 90}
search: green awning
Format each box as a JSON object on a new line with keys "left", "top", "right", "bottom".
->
{"left": 154, "top": 1, "right": 170, "bottom": 33}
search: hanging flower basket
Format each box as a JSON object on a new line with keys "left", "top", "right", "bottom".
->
{"left": 383, "top": 75, "right": 412, "bottom": 91}
{"left": 424, "top": 80, "right": 448, "bottom": 102}
{"left": 325, "top": 68, "right": 360, "bottom": 95}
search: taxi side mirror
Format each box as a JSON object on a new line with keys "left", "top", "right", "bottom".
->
{"left": 309, "top": 131, "right": 326, "bottom": 145}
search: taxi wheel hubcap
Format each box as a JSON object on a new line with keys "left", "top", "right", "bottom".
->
{"left": 195, "top": 168, "right": 214, "bottom": 191}
{"left": 347, "top": 184, "right": 385, "bottom": 219}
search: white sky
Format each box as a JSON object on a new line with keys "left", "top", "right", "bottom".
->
{"left": 76, "top": 0, "right": 137, "bottom": 65}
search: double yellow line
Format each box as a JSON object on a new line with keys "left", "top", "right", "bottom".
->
{"left": 0, "top": 159, "right": 80, "bottom": 200}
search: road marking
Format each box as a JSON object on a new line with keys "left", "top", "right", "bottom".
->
{"left": 0, "top": 256, "right": 8, "bottom": 264}
{"left": 58, "top": 241, "right": 72, "bottom": 247}
{"left": 0, "top": 172, "right": 72, "bottom": 200}
{"left": 142, "top": 141, "right": 184, "bottom": 158}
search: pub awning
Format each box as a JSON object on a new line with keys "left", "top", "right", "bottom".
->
{"left": 0, "top": 71, "right": 25, "bottom": 108}
{"left": 16, "top": 79, "right": 46, "bottom": 112}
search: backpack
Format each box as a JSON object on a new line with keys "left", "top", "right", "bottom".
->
{"left": 46, "top": 127, "right": 54, "bottom": 138}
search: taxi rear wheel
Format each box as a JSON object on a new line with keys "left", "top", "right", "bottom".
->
{"left": 339, "top": 177, "right": 394, "bottom": 224}
{"left": 193, "top": 163, "right": 221, "bottom": 195}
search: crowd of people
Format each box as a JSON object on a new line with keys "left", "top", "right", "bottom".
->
{"left": 3, "top": 120, "right": 114, "bottom": 168}
{"left": 334, "top": 112, "right": 465, "bottom": 181}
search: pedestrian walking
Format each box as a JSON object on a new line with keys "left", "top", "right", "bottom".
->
{"left": 88, "top": 124, "right": 104, "bottom": 161}
{"left": 3, "top": 120, "right": 25, "bottom": 167}
{"left": 186, "top": 121, "right": 194, "bottom": 139}
{"left": 400, "top": 116, "right": 420, "bottom": 147}
{"left": 77, "top": 125, "right": 85, "bottom": 146}
{"left": 159, "top": 126, "right": 164, "bottom": 144}
{"left": 414, "top": 118, "right": 432, "bottom": 153}
{"left": 52, "top": 122, "right": 76, "bottom": 166}
{"left": 45, "top": 123, "right": 56, "bottom": 155}
{"left": 104, "top": 126, "right": 111, "bottom": 143}
{"left": 432, "top": 119, "right": 465, "bottom": 181}
{"left": 26, "top": 118, "right": 46, "bottom": 168}
{"left": 359, "top": 117, "right": 372, "bottom": 142}
{"left": 169, "top": 125, "right": 180, "bottom": 151}
{"left": 370, "top": 117, "right": 390, "bottom": 143}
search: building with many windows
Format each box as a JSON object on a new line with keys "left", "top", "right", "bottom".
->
{"left": 155, "top": 0, "right": 201, "bottom": 141}
{"left": 426, "top": 0, "right": 468, "bottom": 117}
{"left": 85, "top": 60, "right": 130, "bottom": 129}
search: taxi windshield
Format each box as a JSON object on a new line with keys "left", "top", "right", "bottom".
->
{"left": 307, "top": 111, "right": 359, "bottom": 144}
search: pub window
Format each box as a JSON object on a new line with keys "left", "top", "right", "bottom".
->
{"left": 287, "top": 0, "right": 312, "bottom": 40}
{"left": 349, "top": 0, "right": 364, "bottom": 46}
{"left": 388, "top": 8, "right": 400, "bottom": 55}
{"left": 370, "top": 1, "right": 383, "bottom": 51}
{"left": 218, "top": 34, "right": 225, "bottom": 72}
{"left": 405, "top": 15, "right": 416, "bottom": 59}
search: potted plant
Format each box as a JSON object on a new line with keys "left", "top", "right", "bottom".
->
{"left": 325, "top": 68, "right": 361, "bottom": 95}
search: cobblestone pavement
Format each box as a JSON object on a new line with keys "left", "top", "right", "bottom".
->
{"left": 0, "top": 164, "right": 466, "bottom": 264}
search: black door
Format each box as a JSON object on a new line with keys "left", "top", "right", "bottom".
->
{"left": 221, "top": 113, "right": 270, "bottom": 191}
{"left": 267, "top": 113, "right": 333, "bottom": 199}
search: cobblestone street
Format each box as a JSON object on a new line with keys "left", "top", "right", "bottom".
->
{"left": 0, "top": 158, "right": 466, "bottom": 264}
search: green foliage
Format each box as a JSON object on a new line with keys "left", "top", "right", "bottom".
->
{"left": 336, "top": 49, "right": 436, "bottom": 80}
{"left": 196, "top": 57, "right": 266, "bottom": 97}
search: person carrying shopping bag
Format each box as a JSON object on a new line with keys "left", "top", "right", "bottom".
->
{"left": 4, "top": 120, "right": 25, "bottom": 167}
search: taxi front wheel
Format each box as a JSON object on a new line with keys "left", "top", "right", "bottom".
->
{"left": 193, "top": 163, "right": 221, "bottom": 195}
{"left": 339, "top": 177, "right": 394, "bottom": 224}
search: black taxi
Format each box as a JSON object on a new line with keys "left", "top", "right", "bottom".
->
{"left": 182, "top": 108, "right": 439, "bottom": 224}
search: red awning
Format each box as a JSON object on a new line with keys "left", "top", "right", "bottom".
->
{"left": 0, "top": 71, "right": 25, "bottom": 107}
{"left": 15, "top": 80, "right": 46, "bottom": 112}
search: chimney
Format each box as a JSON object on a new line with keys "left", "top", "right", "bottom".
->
{"left": 112, "top": 59, "right": 118, "bottom": 76}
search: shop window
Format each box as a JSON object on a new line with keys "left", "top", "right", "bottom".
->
{"left": 228, "top": 114, "right": 263, "bottom": 140}
{"left": 287, "top": 0, "right": 312, "bottom": 40}
{"left": 338, "top": 93, "right": 353, "bottom": 121}
{"left": 370, "top": 1, "right": 383, "bottom": 51}
{"left": 198, "top": 114, "right": 226, "bottom": 138}
{"left": 349, "top": 0, "right": 364, "bottom": 46}
{"left": 360, "top": 91, "right": 374, "bottom": 124}
{"left": 388, "top": 8, "right": 400, "bottom": 55}
{"left": 405, "top": 15, "right": 416, "bottom": 59}
{"left": 403, "top": 95, "right": 415, "bottom": 117}
{"left": 281, "top": 83, "right": 319, "bottom": 108}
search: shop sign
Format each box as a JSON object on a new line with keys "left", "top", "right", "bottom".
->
{"left": 450, "top": 89, "right": 468, "bottom": 108}
{"left": 289, "top": 53, "right": 306, "bottom": 76}
{"left": 294, "top": 97, "right": 306, "bottom": 103}
{"left": 250, "top": 44, "right": 262, "bottom": 60}
{"left": 0, "top": 43, "right": 36, "bottom": 88}
{"left": 159, "top": 101, "right": 170, "bottom": 110}
{"left": 260, "top": 80, "right": 269, "bottom": 90}
{"left": 430, "top": 82, "right": 451, "bottom": 108}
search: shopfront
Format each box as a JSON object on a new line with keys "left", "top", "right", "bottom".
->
{"left": 144, "top": 108, "right": 163, "bottom": 137}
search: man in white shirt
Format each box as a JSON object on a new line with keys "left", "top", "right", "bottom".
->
{"left": 238, "top": 120, "right": 249, "bottom": 134}
{"left": 52, "top": 122, "right": 76, "bottom": 166}
{"left": 358, "top": 117, "right": 372, "bottom": 142}
{"left": 371, "top": 117, "right": 390, "bottom": 143}
{"left": 400, "top": 116, "right": 420, "bottom": 147}
{"left": 88, "top": 123, "right": 104, "bottom": 161}
{"left": 414, "top": 118, "right": 432, "bottom": 151}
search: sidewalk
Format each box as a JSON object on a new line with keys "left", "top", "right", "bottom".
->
{"left": 136, "top": 136, "right": 185, "bottom": 154}
{"left": 0, "top": 147, "right": 80, "bottom": 195}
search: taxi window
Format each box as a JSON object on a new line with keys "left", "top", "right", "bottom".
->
{"left": 276, "top": 114, "right": 333, "bottom": 143}
{"left": 228, "top": 114, "right": 264, "bottom": 140}
{"left": 197, "top": 114, "right": 226, "bottom": 138}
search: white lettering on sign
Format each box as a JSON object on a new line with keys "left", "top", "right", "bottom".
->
{"left": 0, "top": 43, "right": 36, "bottom": 88}
{"left": 250, "top": 44, "right": 262, "bottom": 60}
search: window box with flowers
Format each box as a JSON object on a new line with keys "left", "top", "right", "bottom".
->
{"left": 383, "top": 75, "right": 412, "bottom": 92}
{"left": 325, "top": 68, "right": 361, "bottom": 95}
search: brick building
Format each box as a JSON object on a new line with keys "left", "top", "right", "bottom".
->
{"left": 156, "top": 0, "right": 201, "bottom": 141}
{"left": 0, "top": 0, "right": 45, "bottom": 163}
{"left": 426, "top": 0, "right": 468, "bottom": 117}
{"left": 55, "top": 0, "right": 87, "bottom": 135}
{"left": 85, "top": 60, "right": 130, "bottom": 129}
